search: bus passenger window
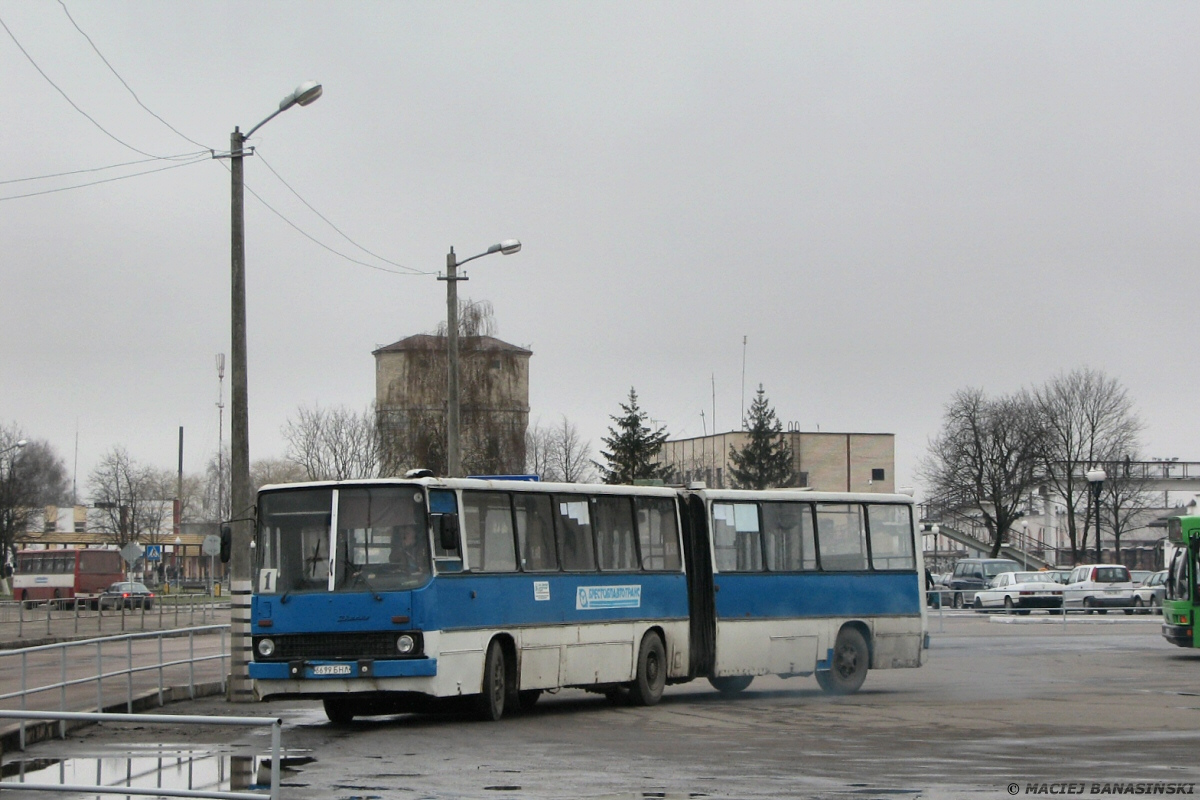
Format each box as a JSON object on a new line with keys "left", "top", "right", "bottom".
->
{"left": 867, "top": 504, "right": 915, "bottom": 570}
{"left": 515, "top": 494, "right": 558, "bottom": 571}
{"left": 712, "top": 503, "right": 763, "bottom": 572}
{"left": 763, "top": 502, "right": 816, "bottom": 571}
{"left": 462, "top": 491, "right": 517, "bottom": 573}
{"left": 816, "top": 504, "right": 868, "bottom": 571}
{"left": 636, "top": 497, "right": 681, "bottom": 571}
{"left": 595, "top": 496, "right": 638, "bottom": 571}
{"left": 554, "top": 496, "right": 596, "bottom": 572}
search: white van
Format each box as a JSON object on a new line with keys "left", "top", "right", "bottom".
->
{"left": 1063, "top": 564, "right": 1134, "bottom": 614}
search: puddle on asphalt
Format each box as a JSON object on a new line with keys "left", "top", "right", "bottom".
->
{"left": 0, "top": 744, "right": 315, "bottom": 793}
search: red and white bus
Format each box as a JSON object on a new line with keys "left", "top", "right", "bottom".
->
{"left": 12, "top": 549, "right": 124, "bottom": 607}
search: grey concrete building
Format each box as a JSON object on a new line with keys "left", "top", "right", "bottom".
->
{"left": 661, "top": 431, "right": 895, "bottom": 492}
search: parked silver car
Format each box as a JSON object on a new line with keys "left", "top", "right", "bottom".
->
{"left": 1131, "top": 569, "right": 1167, "bottom": 614}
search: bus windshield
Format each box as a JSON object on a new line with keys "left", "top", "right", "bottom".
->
{"left": 257, "top": 485, "right": 431, "bottom": 596}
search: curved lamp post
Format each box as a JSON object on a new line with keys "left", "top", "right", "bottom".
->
{"left": 1086, "top": 467, "right": 1107, "bottom": 562}
{"left": 439, "top": 240, "right": 521, "bottom": 477}
{"left": 228, "top": 81, "right": 322, "bottom": 702}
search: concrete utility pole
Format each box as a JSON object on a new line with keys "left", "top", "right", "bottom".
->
{"left": 226, "top": 81, "right": 322, "bottom": 702}
{"left": 439, "top": 240, "right": 521, "bottom": 478}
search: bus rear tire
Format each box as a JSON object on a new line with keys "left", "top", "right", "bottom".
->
{"left": 518, "top": 689, "right": 541, "bottom": 712}
{"left": 816, "top": 627, "right": 869, "bottom": 696}
{"left": 708, "top": 675, "right": 753, "bottom": 695}
{"left": 629, "top": 632, "right": 666, "bottom": 706}
{"left": 476, "top": 640, "right": 509, "bottom": 721}
{"left": 323, "top": 697, "right": 356, "bottom": 724}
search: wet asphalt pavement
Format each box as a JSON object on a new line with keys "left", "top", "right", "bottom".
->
{"left": 5, "top": 613, "right": 1200, "bottom": 799}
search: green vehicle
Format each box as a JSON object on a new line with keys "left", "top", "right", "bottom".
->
{"left": 1161, "top": 516, "right": 1200, "bottom": 647}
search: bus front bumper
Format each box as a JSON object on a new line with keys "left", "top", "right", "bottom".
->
{"left": 250, "top": 658, "right": 437, "bottom": 681}
{"left": 1162, "top": 623, "right": 1194, "bottom": 648}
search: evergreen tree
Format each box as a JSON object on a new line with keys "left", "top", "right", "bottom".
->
{"left": 597, "top": 388, "right": 671, "bottom": 484}
{"left": 728, "top": 385, "right": 796, "bottom": 489}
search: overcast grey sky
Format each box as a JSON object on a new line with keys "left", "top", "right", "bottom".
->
{"left": 2, "top": 2, "right": 1198, "bottom": 497}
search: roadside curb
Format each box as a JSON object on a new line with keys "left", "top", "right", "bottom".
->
{"left": 0, "top": 680, "right": 226, "bottom": 758}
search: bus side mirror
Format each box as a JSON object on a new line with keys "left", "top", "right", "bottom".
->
{"left": 219, "top": 525, "right": 231, "bottom": 564}
{"left": 437, "top": 515, "right": 460, "bottom": 552}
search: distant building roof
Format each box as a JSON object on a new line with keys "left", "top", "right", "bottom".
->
{"left": 372, "top": 334, "right": 532, "bottom": 356}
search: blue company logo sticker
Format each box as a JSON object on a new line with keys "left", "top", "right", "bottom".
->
{"left": 576, "top": 585, "right": 641, "bottom": 610}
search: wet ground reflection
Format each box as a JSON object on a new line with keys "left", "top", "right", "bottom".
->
{"left": 0, "top": 744, "right": 314, "bottom": 796}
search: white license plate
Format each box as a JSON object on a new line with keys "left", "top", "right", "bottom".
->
{"left": 312, "top": 664, "right": 352, "bottom": 676}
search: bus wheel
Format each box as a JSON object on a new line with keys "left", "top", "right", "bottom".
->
{"left": 708, "top": 675, "right": 753, "bottom": 695}
{"left": 476, "top": 640, "right": 508, "bottom": 721}
{"left": 518, "top": 689, "right": 542, "bottom": 712}
{"left": 323, "top": 697, "right": 356, "bottom": 724}
{"left": 816, "top": 627, "right": 869, "bottom": 696}
{"left": 630, "top": 632, "right": 666, "bottom": 706}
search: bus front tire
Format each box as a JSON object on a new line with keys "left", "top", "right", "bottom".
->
{"left": 323, "top": 697, "right": 356, "bottom": 724}
{"left": 816, "top": 627, "right": 869, "bottom": 696}
{"left": 630, "top": 632, "right": 666, "bottom": 706}
{"left": 708, "top": 675, "right": 753, "bottom": 695}
{"left": 477, "top": 640, "right": 509, "bottom": 721}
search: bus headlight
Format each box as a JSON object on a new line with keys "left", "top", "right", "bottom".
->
{"left": 257, "top": 638, "right": 275, "bottom": 657}
{"left": 396, "top": 634, "right": 415, "bottom": 655}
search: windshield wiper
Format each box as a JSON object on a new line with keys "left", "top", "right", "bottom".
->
{"left": 350, "top": 569, "right": 383, "bottom": 602}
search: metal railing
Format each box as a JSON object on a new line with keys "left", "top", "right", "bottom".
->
{"left": 0, "top": 596, "right": 229, "bottom": 639}
{"left": 0, "top": 709, "right": 281, "bottom": 800}
{"left": 0, "top": 624, "right": 229, "bottom": 749}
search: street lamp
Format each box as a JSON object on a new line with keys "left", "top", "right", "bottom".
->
{"left": 1086, "top": 467, "right": 1107, "bottom": 562}
{"left": 174, "top": 535, "right": 183, "bottom": 589}
{"left": 439, "top": 239, "right": 521, "bottom": 477}
{"left": 0, "top": 440, "right": 27, "bottom": 459}
{"left": 1021, "top": 521, "right": 1028, "bottom": 569}
{"left": 227, "top": 80, "right": 322, "bottom": 703}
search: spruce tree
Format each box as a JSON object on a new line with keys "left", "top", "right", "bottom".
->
{"left": 728, "top": 385, "right": 796, "bottom": 489}
{"left": 597, "top": 388, "right": 671, "bottom": 484}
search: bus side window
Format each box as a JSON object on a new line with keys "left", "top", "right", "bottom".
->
{"left": 514, "top": 493, "right": 558, "bottom": 571}
{"left": 594, "top": 496, "right": 638, "bottom": 571}
{"left": 712, "top": 503, "right": 763, "bottom": 572}
{"left": 866, "top": 504, "right": 915, "bottom": 571}
{"left": 763, "top": 502, "right": 816, "bottom": 572}
{"left": 635, "top": 496, "right": 681, "bottom": 571}
{"left": 462, "top": 491, "right": 517, "bottom": 573}
{"left": 816, "top": 504, "right": 868, "bottom": 571}
{"left": 554, "top": 496, "right": 596, "bottom": 572}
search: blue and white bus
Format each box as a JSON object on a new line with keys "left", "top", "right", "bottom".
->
{"left": 247, "top": 477, "right": 925, "bottom": 722}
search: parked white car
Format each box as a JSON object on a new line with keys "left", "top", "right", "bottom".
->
{"left": 1131, "top": 569, "right": 1167, "bottom": 614}
{"left": 972, "top": 572, "right": 1064, "bottom": 614}
{"left": 1062, "top": 564, "right": 1134, "bottom": 614}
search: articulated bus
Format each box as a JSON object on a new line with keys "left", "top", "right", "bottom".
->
{"left": 1162, "top": 516, "right": 1200, "bottom": 648}
{"left": 247, "top": 478, "right": 926, "bottom": 722}
{"left": 12, "top": 548, "right": 124, "bottom": 606}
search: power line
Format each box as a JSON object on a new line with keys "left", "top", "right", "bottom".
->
{"left": 216, "top": 160, "right": 428, "bottom": 277}
{"left": 0, "top": 153, "right": 211, "bottom": 186}
{"left": 257, "top": 152, "right": 420, "bottom": 274}
{"left": 0, "top": 155, "right": 209, "bottom": 202}
{"left": 57, "top": 0, "right": 211, "bottom": 151}
{"left": 0, "top": 12, "right": 199, "bottom": 161}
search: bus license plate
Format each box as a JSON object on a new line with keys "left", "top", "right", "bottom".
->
{"left": 312, "top": 664, "right": 352, "bottom": 676}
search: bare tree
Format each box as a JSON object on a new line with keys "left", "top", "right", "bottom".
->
{"left": 251, "top": 457, "right": 308, "bottom": 492}
{"left": 550, "top": 416, "right": 595, "bottom": 483}
{"left": 0, "top": 425, "right": 71, "bottom": 562}
{"left": 920, "top": 388, "right": 1045, "bottom": 557}
{"left": 1035, "top": 368, "right": 1141, "bottom": 562}
{"left": 1101, "top": 460, "right": 1156, "bottom": 560}
{"left": 88, "top": 448, "right": 173, "bottom": 548}
{"left": 283, "top": 404, "right": 381, "bottom": 481}
{"left": 524, "top": 422, "right": 556, "bottom": 480}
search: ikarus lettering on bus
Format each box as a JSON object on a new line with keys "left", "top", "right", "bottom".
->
{"left": 576, "top": 585, "right": 641, "bottom": 610}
